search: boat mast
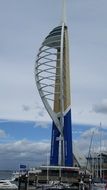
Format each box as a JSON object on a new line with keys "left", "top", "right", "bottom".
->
{"left": 99, "top": 122, "right": 102, "bottom": 179}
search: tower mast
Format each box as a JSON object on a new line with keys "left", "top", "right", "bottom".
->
{"left": 61, "top": 0, "right": 67, "bottom": 24}
{"left": 60, "top": 0, "right": 66, "bottom": 165}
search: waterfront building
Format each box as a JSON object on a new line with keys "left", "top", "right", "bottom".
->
{"left": 87, "top": 151, "right": 107, "bottom": 180}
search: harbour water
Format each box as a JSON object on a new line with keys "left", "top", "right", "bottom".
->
{"left": 0, "top": 170, "right": 13, "bottom": 180}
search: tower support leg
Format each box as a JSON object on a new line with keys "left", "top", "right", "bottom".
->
{"left": 64, "top": 109, "right": 73, "bottom": 166}
{"left": 50, "top": 109, "right": 73, "bottom": 166}
{"left": 50, "top": 123, "right": 60, "bottom": 165}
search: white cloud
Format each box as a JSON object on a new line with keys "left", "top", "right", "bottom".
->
{"left": 33, "top": 121, "right": 50, "bottom": 129}
{"left": 74, "top": 126, "right": 107, "bottom": 156}
{"left": 0, "top": 139, "right": 50, "bottom": 170}
{"left": 0, "top": 129, "right": 7, "bottom": 138}
{"left": 0, "top": 0, "right": 107, "bottom": 127}
{"left": 74, "top": 139, "right": 90, "bottom": 155}
{"left": 93, "top": 99, "right": 107, "bottom": 114}
{"left": 81, "top": 127, "right": 100, "bottom": 139}
{"left": 22, "top": 105, "right": 31, "bottom": 112}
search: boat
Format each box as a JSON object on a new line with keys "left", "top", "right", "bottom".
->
{"left": 91, "top": 178, "right": 107, "bottom": 190}
{"left": 11, "top": 171, "right": 20, "bottom": 181}
{"left": 36, "top": 183, "right": 71, "bottom": 190}
{"left": 0, "top": 180, "right": 18, "bottom": 189}
{"left": 92, "top": 183, "right": 106, "bottom": 190}
{"left": 36, "top": 180, "right": 78, "bottom": 190}
{"left": 11, "top": 170, "right": 27, "bottom": 181}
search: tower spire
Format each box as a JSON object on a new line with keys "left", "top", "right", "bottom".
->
{"left": 61, "top": 0, "right": 67, "bottom": 24}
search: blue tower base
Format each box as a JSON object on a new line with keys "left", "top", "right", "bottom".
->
{"left": 50, "top": 109, "right": 73, "bottom": 166}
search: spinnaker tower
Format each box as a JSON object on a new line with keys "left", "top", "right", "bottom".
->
{"left": 35, "top": 0, "right": 73, "bottom": 167}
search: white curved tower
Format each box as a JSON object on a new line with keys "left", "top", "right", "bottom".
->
{"left": 35, "top": 0, "right": 73, "bottom": 166}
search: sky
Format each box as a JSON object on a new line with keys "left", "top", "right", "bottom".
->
{"left": 0, "top": 0, "right": 107, "bottom": 170}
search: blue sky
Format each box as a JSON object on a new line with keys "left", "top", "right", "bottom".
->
{"left": 0, "top": 120, "right": 97, "bottom": 143}
{"left": 0, "top": 119, "right": 107, "bottom": 170}
{"left": 0, "top": 120, "right": 51, "bottom": 142}
{"left": 0, "top": 0, "right": 107, "bottom": 169}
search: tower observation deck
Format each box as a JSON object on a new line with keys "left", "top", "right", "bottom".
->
{"left": 35, "top": 0, "right": 73, "bottom": 167}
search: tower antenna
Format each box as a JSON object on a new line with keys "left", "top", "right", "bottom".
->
{"left": 61, "top": 0, "right": 67, "bottom": 24}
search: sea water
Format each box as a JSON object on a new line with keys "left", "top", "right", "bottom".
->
{"left": 0, "top": 170, "right": 13, "bottom": 180}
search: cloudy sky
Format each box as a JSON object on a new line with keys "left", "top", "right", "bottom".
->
{"left": 0, "top": 0, "right": 107, "bottom": 170}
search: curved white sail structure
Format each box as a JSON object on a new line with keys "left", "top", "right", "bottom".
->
{"left": 35, "top": 25, "right": 63, "bottom": 135}
{"left": 35, "top": 0, "right": 73, "bottom": 166}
